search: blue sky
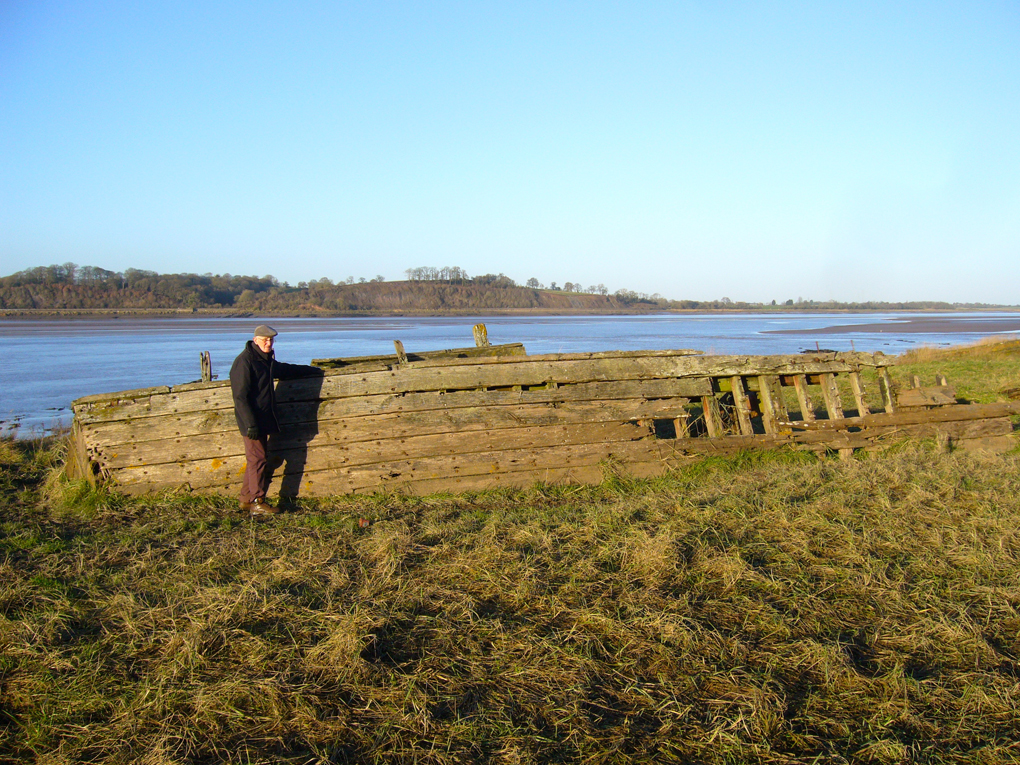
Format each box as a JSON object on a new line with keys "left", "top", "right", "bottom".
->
{"left": 2, "top": 1, "right": 1018, "bottom": 303}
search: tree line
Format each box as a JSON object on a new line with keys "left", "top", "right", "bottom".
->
{"left": 0, "top": 262, "right": 1007, "bottom": 312}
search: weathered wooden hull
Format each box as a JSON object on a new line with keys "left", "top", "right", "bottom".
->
{"left": 68, "top": 339, "right": 1018, "bottom": 497}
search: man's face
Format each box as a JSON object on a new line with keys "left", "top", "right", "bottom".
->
{"left": 253, "top": 335, "right": 274, "bottom": 353}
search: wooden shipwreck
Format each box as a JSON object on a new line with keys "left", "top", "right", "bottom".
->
{"left": 67, "top": 326, "right": 1019, "bottom": 497}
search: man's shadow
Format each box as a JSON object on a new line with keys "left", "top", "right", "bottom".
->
{"left": 268, "top": 369, "right": 325, "bottom": 503}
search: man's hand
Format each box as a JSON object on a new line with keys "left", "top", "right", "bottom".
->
{"left": 246, "top": 426, "right": 259, "bottom": 440}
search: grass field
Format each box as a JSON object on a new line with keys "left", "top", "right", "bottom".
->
{"left": 2, "top": 340, "right": 1019, "bottom": 763}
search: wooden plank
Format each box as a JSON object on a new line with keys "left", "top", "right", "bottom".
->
{"left": 78, "top": 378, "right": 715, "bottom": 436}
{"left": 848, "top": 372, "right": 870, "bottom": 417}
{"left": 98, "top": 419, "right": 657, "bottom": 473}
{"left": 378, "top": 351, "right": 879, "bottom": 378}
{"left": 124, "top": 461, "right": 675, "bottom": 498}
{"left": 395, "top": 348, "right": 704, "bottom": 365}
{"left": 756, "top": 375, "right": 777, "bottom": 434}
{"left": 111, "top": 415, "right": 1010, "bottom": 498}
{"left": 85, "top": 356, "right": 730, "bottom": 423}
{"left": 348, "top": 356, "right": 697, "bottom": 395}
{"left": 879, "top": 367, "right": 895, "bottom": 413}
{"left": 103, "top": 409, "right": 1014, "bottom": 498}
{"left": 171, "top": 379, "right": 240, "bottom": 394}
{"left": 312, "top": 346, "right": 697, "bottom": 370}
{"left": 730, "top": 376, "right": 754, "bottom": 435}
{"left": 321, "top": 421, "right": 656, "bottom": 468}
{"left": 666, "top": 416, "right": 1013, "bottom": 455}
{"left": 819, "top": 373, "right": 844, "bottom": 420}
{"left": 792, "top": 375, "right": 816, "bottom": 422}
{"left": 765, "top": 375, "right": 789, "bottom": 425}
{"left": 107, "top": 437, "right": 681, "bottom": 493}
{"left": 757, "top": 375, "right": 789, "bottom": 434}
{"left": 326, "top": 416, "right": 1009, "bottom": 495}
{"left": 301, "top": 373, "right": 712, "bottom": 412}
{"left": 328, "top": 432, "right": 676, "bottom": 489}
{"left": 86, "top": 430, "right": 243, "bottom": 469}
{"left": 440, "top": 349, "right": 886, "bottom": 369}
{"left": 311, "top": 342, "right": 526, "bottom": 368}
{"left": 80, "top": 408, "right": 238, "bottom": 446}
{"left": 74, "top": 385, "right": 234, "bottom": 424}
{"left": 88, "top": 399, "right": 688, "bottom": 467}
{"left": 701, "top": 396, "right": 724, "bottom": 438}
{"left": 104, "top": 398, "right": 1014, "bottom": 478}
{"left": 896, "top": 386, "right": 958, "bottom": 408}
{"left": 73, "top": 352, "right": 884, "bottom": 419}
{"left": 72, "top": 386, "right": 172, "bottom": 407}
{"left": 769, "top": 402, "right": 1020, "bottom": 431}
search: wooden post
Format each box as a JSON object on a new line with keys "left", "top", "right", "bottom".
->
{"left": 878, "top": 367, "right": 895, "bottom": 414}
{"left": 757, "top": 375, "right": 789, "bottom": 433}
{"left": 200, "top": 351, "right": 212, "bottom": 383}
{"left": 849, "top": 372, "right": 870, "bottom": 417}
{"left": 819, "top": 373, "right": 844, "bottom": 420}
{"left": 394, "top": 340, "right": 408, "bottom": 365}
{"left": 757, "top": 375, "right": 778, "bottom": 434}
{"left": 701, "top": 396, "right": 724, "bottom": 438}
{"left": 730, "top": 376, "right": 754, "bottom": 435}
{"left": 935, "top": 373, "right": 948, "bottom": 387}
{"left": 793, "top": 375, "right": 815, "bottom": 422}
{"left": 911, "top": 374, "right": 922, "bottom": 389}
{"left": 473, "top": 324, "right": 490, "bottom": 347}
{"left": 673, "top": 412, "right": 691, "bottom": 439}
{"left": 769, "top": 376, "right": 790, "bottom": 423}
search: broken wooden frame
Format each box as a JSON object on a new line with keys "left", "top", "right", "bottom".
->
{"left": 67, "top": 330, "right": 1019, "bottom": 497}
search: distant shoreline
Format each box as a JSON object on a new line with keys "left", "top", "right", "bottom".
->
{"left": 3, "top": 306, "right": 1020, "bottom": 321}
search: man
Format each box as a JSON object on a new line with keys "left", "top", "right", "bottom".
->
{"left": 230, "top": 324, "right": 317, "bottom": 516}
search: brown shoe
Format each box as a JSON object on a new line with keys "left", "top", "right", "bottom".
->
{"left": 249, "top": 497, "right": 279, "bottom": 516}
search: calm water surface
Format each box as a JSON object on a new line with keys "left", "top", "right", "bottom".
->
{"left": 2, "top": 313, "right": 1017, "bottom": 436}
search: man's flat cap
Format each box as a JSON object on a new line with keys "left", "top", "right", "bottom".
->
{"left": 254, "top": 324, "right": 279, "bottom": 338}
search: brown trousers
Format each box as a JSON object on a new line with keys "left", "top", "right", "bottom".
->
{"left": 240, "top": 435, "right": 271, "bottom": 503}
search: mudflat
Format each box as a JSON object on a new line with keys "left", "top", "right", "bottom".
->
{"left": 767, "top": 315, "right": 1020, "bottom": 335}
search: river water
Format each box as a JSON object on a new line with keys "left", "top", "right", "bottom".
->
{"left": 2, "top": 313, "right": 1018, "bottom": 437}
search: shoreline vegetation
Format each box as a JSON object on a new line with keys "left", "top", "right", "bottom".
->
{"left": 2, "top": 340, "right": 1019, "bottom": 762}
{"left": 2, "top": 263, "right": 1018, "bottom": 318}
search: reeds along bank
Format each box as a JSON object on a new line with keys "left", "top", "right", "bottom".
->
{"left": 66, "top": 332, "right": 1020, "bottom": 498}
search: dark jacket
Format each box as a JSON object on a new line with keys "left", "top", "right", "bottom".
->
{"left": 229, "top": 341, "right": 314, "bottom": 436}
